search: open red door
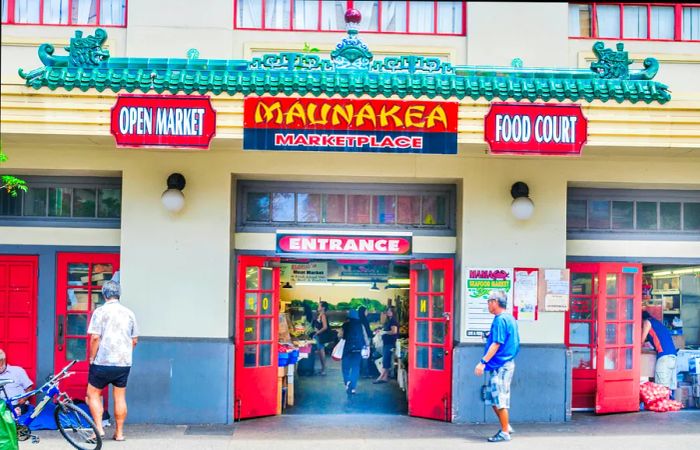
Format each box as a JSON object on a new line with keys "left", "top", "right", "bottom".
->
{"left": 234, "top": 255, "right": 279, "bottom": 420}
{"left": 408, "top": 259, "right": 453, "bottom": 421}
{"left": 55, "top": 252, "right": 120, "bottom": 400}
{"left": 0, "top": 256, "right": 38, "bottom": 387}
{"left": 595, "top": 262, "right": 642, "bottom": 414}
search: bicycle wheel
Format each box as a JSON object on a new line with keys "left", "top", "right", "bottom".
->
{"left": 54, "top": 401, "right": 102, "bottom": 450}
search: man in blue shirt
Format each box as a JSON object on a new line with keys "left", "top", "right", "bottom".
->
{"left": 474, "top": 290, "right": 520, "bottom": 443}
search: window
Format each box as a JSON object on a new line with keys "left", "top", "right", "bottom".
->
{"left": 567, "top": 188, "right": 700, "bottom": 238}
{"left": 235, "top": 0, "right": 466, "bottom": 35}
{"left": 569, "top": 3, "right": 700, "bottom": 41}
{"left": 238, "top": 181, "right": 455, "bottom": 233}
{"left": 2, "top": 0, "right": 127, "bottom": 26}
{"left": 0, "top": 177, "right": 121, "bottom": 227}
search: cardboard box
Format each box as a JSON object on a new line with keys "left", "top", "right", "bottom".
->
{"left": 640, "top": 352, "right": 656, "bottom": 378}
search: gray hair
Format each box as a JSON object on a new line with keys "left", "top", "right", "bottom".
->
{"left": 0, "top": 349, "right": 5, "bottom": 360}
{"left": 102, "top": 280, "right": 121, "bottom": 300}
{"left": 488, "top": 290, "right": 508, "bottom": 308}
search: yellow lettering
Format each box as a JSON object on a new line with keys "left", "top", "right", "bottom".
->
{"left": 356, "top": 104, "right": 377, "bottom": 127}
{"left": 378, "top": 104, "right": 404, "bottom": 128}
{"left": 425, "top": 105, "right": 448, "bottom": 129}
{"left": 254, "top": 101, "right": 283, "bottom": 124}
{"left": 420, "top": 299, "right": 427, "bottom": 313}
{"left": 331, "top": 104, "right": 354, "bottom": 126}
{"left": 308, "top": 103, "right": 330, "bottom": 125}
{"left": 405, "top": 105, "right": 426, "bottom": 128}
{"left": 262, "top": 297, "right": 269, "bottom": 311}
{"left": 285, "top": 102, "right": 307, "bottom": 125}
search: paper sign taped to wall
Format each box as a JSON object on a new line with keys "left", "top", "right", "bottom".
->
{"left": 538, "top": 268, "right": 570, "bottom": 312}
{"left": 513, "top": 268, "right": 538, "bottom": 321}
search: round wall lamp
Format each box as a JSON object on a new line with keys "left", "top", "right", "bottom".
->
{"left": 161, "top": 173, "right": 186, "bottom": 213}
{"left": 510, "top": 181, "right": 534, "bottom": 220}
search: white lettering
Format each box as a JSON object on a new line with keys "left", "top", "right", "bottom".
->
{"left": 388, "top": 240, "right": 400, "bottom": 252}
{"left": 119, "top": 107, "right": 130, "bottom": 134}
{"left": 495, "top": 114, "right": 504, "bottom": 142}
{"left": 344, "top": 239, "right": 358, "bottom": 252}
{"left": 288, "top": 238, "right": 301, "bottom": 250}
{"left": 375, "top": 239, "right": 388, "bottom": 252}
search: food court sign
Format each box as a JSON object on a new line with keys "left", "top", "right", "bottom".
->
{"left": 110, "top": 94, "right": 216, "bottom": 149}
{"left": 276, "top": 233, "right": 412, "bottom": 257}
{"left": 244, "top": 97, "right": 458, "bottom": 154}
{"left": 484, "top": 102, "right": 588, "bottom": 156}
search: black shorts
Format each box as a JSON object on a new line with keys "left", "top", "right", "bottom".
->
{"left": 88, "top": 364, "right": 131, "bottom": 389}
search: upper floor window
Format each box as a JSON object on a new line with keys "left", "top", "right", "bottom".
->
{"left": 2, "top": 0, "right": 127, "bottom": 26}
{"left": 0, "top": 176, "right": 121, "bottom": 228}
{"left": 569, "top": 3, "right": 700, "bottom": 41}
{"left": 235, "top": 0, "right": 465, "bottom": 35}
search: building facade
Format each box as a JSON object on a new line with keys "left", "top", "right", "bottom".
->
{"left": 1, "top": 1, "right": 699, "bottom": 424}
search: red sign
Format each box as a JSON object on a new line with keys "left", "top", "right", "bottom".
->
{"left": 276, "top": 233, "right": 412, "bottom": 256}
{"left": 110, "top": 95, "right": 216, "bottom": 149}
{"left": 244, "top": 97, "right": 458, "bottom": 154}
{"left": 484, "top": 102, "right": 588, "bottom": 156}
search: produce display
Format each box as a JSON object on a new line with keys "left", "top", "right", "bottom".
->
{"left": 640, "top": 381, "right": 683, "bottom": 412}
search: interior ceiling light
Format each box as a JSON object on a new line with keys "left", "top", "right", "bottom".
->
{"left": 387, "top": 278, "right": 410, "bottom": 285}
{"left": 281, "top": 281, "right": 293, "bottom": 289}
{"left": 369, "top": 281, "right": 380, "bottom": 291}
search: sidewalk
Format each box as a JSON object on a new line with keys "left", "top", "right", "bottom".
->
{"left": 20, "top": 410, "right": 700, "bottom": 450}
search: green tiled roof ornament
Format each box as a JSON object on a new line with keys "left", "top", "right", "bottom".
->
{"left": 330, "top": 8, "right": 373, "bottom": 70}
{"left": 590, "top": 41, "right": 659, "bottom": 80}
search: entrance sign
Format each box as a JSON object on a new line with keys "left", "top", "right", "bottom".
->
{"left": 110, "top": 94, "right": 216, "bottom": 149}
{"left": 244, "top": 97, "right": 458, "bottom": 154}
{"left": 484, "top": 102, "right": 588, "bottom": 155}
{"left": 465, "top": 268, "right": 513, "bottom": 340}
{"left": 276, "top": 233, "right": 412, "bottom": 256}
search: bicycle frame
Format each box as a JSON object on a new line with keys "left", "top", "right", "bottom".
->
{"left": 1, "top": 360, "right": 77, "bottom": 428}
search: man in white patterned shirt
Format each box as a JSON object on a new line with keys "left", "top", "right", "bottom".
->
{"left": 86, "top": 280, "right": 138, "bottom": 442}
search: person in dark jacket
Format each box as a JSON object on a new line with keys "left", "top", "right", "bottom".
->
{"left": 373, "top": 307, "right": 398, "bottom": 384}
{"left": 312, "top": 301, "right": 331, "bottom": 376}
{"left": 358, "top": 306, "right": 374, "bottom": 378}
{"left": 341, "top": 309, "right": 368, "bottom": 397}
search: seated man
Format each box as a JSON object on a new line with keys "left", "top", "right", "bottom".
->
{"left": 0, "top": 349, "right": 34, "bottom": 415}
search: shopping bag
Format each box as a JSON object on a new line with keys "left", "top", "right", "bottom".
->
{"left": 361, "top": 346, "right": 370, "bottom": 359}
{"left": 0, "top": 401, "right": 19, "bottom": 450}
{"left": 372, "top": 331, "right": 383, "bottom": 352}
{"left": 331, "top": 339, "right": 345, "bottom": 361}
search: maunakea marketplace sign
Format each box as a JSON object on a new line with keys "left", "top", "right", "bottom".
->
{"left": 110, "top": 95, "right": 216, "bottom": 149}
{"left": 244, "top": 97, "right": 458, "bottom": 154}
{"left": 484, "top": 102, "right": 588, "bottom": 156}
{"left": 277, "top": 233, "right": 412, "bottom": 256}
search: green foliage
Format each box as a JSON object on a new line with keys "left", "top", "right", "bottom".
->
{"left": 0, "top": 146, "right": 28, "bottom": 197}
{"left": 302, "top": 42, "right": 320, "bottom": 53}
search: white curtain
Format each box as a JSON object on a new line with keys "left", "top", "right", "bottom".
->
{"left": 100, "top": 0, "right": 125, "bottom": 26}
{"left": 74, "top": 0, "right": 94, "bottom": 24}
{"left": 2, "top": 0, "right": 8, "bottom": 22}
{"left": 651, "top": 6, "right": 674, "bottom": 39}
{"left": 381, "top": 1, "right": 406, "bottom": 32}
{"left": 238, "top": 0, "right": 262, "bottom": 28}
{"left": 265, "top": 0, "right": 290, "bottom": 29}
{"left": 294, "top": 0, "right": 318, "bottom": 29}
{"left": 43, "top": 0, "right": 69, "bottom": 24}
{"left": 596, "top": 4, "right": 620, "bottom": 38}
{"left": 320, "top": 0, "right": 343, "bottom": 30}
{"left": 15, "top": 0, "right": 40, "bottom": 23}
{"left": 409, "top": 0, "right": 433, "bottom": 33}
{"left": 623, "top": 5, "right": 647, "bottom": 39}
{"left": 437, "top": 1, "right": 461, "bottom": 34}
{"left": 683, "top": 7, "right": 700, "bottom": 40}
{"left": 355, "top": 0, "right": 377, "bottom": 31}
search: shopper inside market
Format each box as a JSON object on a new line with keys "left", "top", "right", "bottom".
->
{"left": 278, "top": 259, "right": 408, "bottom": 415}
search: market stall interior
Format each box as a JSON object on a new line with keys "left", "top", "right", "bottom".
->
{"left": 277, "top": 259, "right": 409, "bottom": 415}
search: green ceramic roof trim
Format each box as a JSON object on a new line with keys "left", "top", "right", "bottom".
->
{"left": 18, "top": 28, "right": 671, "bottom": 104}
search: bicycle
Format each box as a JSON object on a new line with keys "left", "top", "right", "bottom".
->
{"left": 0, "top": 360, "right": 102, "bottom": 450}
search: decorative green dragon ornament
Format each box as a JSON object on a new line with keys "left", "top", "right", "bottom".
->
{"left": 17, "top": 10, "right": 670, "bottom": 104}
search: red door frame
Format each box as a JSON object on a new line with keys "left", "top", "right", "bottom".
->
{"left": 566, "top": 262, "right": 642, "bottom": 413}
{"left": 0, "top": 255, "right": 38, "bottom": 387}
{"left": 408, "top": 258, "right": 454, "bottom": 421}
{"left": 234, "top": 255, "right": 280, "bottom": 420}
{"left": 55, "top": 252, "right": 120, "bottom": 400}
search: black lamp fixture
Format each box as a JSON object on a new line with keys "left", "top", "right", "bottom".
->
{"left": 510, "top": 181, "right": 535, "bottom": 220}
{"left": 161, "top": 173, "right": 187, "bottom": 213}
{"left": 369, "top": 281, "right": 380, "bottom": 291}
{"left": 282, "top": 281, "right": 293, "bottom": 289}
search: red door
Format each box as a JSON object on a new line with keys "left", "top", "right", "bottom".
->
{"left": 234, "top": 255, "right": 279, "bottom": 420}
{"left": 0, "top": 256, "right": 38, "bottom": 385}
{"left": 566, "top": 262, "right": 598, "bottom": 409}
{"left": 408, "top": 259, "right": 453, "bottom": 421}
{"left": 55, "top": 252, "right": 120, "bottom": 400}
{"left": 595, "top": 262, "right": 642, "bottom": 414}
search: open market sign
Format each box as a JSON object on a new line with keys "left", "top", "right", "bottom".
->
{"left": 244, "top": 96, "right": 458, "bottom": 154}
{"left": 484, "top": 102, "right": 588, "bottom": 156}
{"left": 110, "top": 95, "right": 216, "bottom": 149}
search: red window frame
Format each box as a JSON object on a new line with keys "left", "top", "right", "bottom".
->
{"left": 2, "top": 0, "right": 128, "bottom": 27}
{"left": 233, "top": 0, "right": 467, "bottom": 36}
{"left": 569, "top": 2, "right": 700, "bottom": 42}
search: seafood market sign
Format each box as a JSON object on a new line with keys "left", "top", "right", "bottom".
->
{"left": 244, "top": 97, "right": 458, "bottom": 154}
{"left": 110, "top": 95, "right": 216, "bottom": 149}
{"left": 465, "top": 268, "right": 513, "bottom": 339}
{"left": 484, "top": 102, "right": 588, "bottom": 156}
